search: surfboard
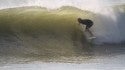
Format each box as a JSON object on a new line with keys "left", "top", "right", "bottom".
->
{"left": 88, "top": 36, "right": 96, "bottom": 40}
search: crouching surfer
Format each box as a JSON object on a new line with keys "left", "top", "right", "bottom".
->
{"left": 78, "top": 18, "right": 96, "bottom": 39}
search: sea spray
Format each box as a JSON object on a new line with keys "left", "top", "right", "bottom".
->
{"left": 92, "top": 6, "right": 125, "bottom": 44}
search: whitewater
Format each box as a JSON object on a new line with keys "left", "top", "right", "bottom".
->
{"left": 0, "top": 0, "right": 125, "bottom": 70}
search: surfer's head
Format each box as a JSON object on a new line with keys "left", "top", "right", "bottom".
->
{"left": 78, "top": 18, "right": 82, "bottom": 23}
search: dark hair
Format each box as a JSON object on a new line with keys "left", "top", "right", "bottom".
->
{"left": 78, "top": 18, "right": 82, "bottom": 23}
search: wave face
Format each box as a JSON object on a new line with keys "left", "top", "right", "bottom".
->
{"left": 0, "top": 7, "right": 94, "bottom": 58}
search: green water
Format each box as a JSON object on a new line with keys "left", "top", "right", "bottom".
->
{"left": 0, "top": 6, "right": 96, "bottom": 60}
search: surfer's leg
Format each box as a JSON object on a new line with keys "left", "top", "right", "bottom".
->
{"left": 87, "top": 29, "right": 94, "bottom": 37}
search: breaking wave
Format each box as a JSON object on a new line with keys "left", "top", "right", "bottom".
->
{"left": 0, "top": 0, "right": 125, "bottom": 59}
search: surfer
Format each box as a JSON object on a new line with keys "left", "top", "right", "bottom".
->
{"left": 78, "top": 18, "right": 94, "bottom": 37}
{"left": 78, "top": 18, "right": 93, "bottom": 30}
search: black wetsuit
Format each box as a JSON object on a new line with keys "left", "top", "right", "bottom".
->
{"left": 78, "top": 18, "right": 93, "bottom": 29}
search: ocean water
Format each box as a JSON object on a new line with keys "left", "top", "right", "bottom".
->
{"left": 0, "top": 0, "right": 125, "bottom": 70}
